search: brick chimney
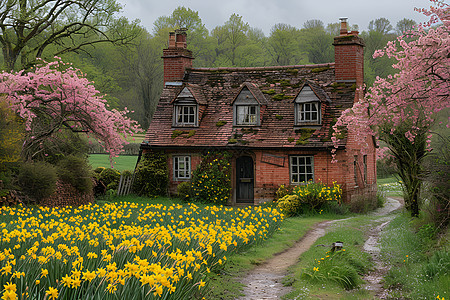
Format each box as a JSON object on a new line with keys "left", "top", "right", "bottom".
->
{"left": 333, "top": 18, "right": 364, "bottom": 100}
{"left": 162, "top": 28, "right": 194, "bottom": 84}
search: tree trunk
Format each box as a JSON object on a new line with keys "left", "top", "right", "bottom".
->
{"left": 381, "top": 124, "right": 427, "bottom": 218}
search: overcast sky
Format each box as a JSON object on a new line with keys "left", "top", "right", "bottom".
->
{"left": 116, "top": 0, "right": 433, "bottom": 35}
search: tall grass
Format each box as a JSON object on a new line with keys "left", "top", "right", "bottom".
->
{"left": 380, "top": 214, "right": 449, "bottom": 299}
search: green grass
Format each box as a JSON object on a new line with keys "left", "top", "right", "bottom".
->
{"left": 88, "top": 154, "right": 138, "bottom": 172}
{"left": 283, "top": 215, "right": 375, "bottom": 299}
{"left": 379, "top": 214, "right": 449, "bottom": 299}
{"left": 377, "top": 176, "right": 403, "bottom": 198}
{"left": 205, "top": 215, "right": 333, "bottom": 299}
{"left": 121, "top": 133, "right": 146, "bottom": 143}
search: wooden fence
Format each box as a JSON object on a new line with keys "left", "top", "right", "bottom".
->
{"left": 117, "top": 173, "right": 135, "bottom": 196}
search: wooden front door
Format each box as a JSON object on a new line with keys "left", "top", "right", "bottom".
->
{"left": 236, "top": 156, "right": 254, "bottom": 203}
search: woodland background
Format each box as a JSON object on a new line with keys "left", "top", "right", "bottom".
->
{"left": 0, "top": 6, "right": 416, "bottom": 129}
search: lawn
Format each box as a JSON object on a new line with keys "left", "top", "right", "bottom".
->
{"left": 0, "top": 199, "right": 284, "bottom": 299}
{"left": 89, "top": 154, "right": 138, "bottom": 172}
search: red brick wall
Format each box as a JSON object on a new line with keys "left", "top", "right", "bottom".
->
{"left": 333, "top": 35, "right": 365, "bottom": 99}
{"left": 40, "top": 181, "right": 94, "bottom": 207}
{"left": 163, "top": 52, "right": 193, "bottom": 83}
{"left": 165, "top": 150, "right": 202, "bottom": 195}
{"left": 147, "top": 147, "right": 376, "bottom": 204}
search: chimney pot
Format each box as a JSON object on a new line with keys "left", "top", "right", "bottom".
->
{"left": 339, "top": 17, "right": 348, "bottom": 35}
{"left": 168, "top": 32, "right": 176, "bottom": 48}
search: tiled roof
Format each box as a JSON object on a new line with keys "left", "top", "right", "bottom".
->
{"left": 144, "top": 63, "right": 355, "bottom": 149}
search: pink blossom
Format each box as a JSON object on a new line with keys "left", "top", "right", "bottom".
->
{"left": 0, "top": 57, "right": 142, "bottom": 163}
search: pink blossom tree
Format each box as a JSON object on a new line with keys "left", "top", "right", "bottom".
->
{"left": 333, "top": 0, "right": 450, "bottom": 217}
{"left": 0, "top": 58, "right": 141, "bottom": 163}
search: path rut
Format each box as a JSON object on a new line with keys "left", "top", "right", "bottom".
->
{"left": 237, "top": 197, "right": 402, "bottom": 299}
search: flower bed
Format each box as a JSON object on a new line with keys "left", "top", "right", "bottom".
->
{"left": 0, "top": 202, "right": 283, "bottom": 299}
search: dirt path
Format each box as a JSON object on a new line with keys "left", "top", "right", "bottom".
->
{"left": 362, "top": 197, "right": 402, "bottom": 298}
{"left": 237, "top": 197, "right": 402, "bottom": 299}
{"left": 237, "top": 221, "right": 334, "bottom": 299}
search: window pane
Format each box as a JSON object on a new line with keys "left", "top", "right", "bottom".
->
{"left": 290, "top": 156, "right": 314, "bottom": 184}
{"left": 236, "top": 106, "right": 257, "bottom": 125}
{"left": 174, "top": 156, "right": 191, "bottom": 179}
{"left": 300, "top": 174, "right": 306, "bottom": 182}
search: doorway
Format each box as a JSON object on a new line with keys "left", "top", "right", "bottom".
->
{"left": 236, "top": 156, "right": 254, "bottom": 203}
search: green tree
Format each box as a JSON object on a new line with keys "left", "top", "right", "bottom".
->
{"left": 0, "top": 0, "right": 140, "bottom": 71}
{"left": 212, "top": 14, "right": 250, "bottom": 66}
{"left": 368, "top": 17, "right": 393, "bottom": 34}
{"left": 0, "top": 98, "right": 23, "bottom": 171}
{"left": 267, "top": 23, "right": 308, "bottom": 66}
{"left": 395, "top": 18, "right": 417, "bottom": 35}
{"left": 299, "top": 20, "right": 334, "bottom": 63}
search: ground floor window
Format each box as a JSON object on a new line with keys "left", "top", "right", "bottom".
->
{"left": 173, "top": 155, "right": 191, "bottom": 180}
{"left": 290, "top": 156, "right": 314, "bottom": 184}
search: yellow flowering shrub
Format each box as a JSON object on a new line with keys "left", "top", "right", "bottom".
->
{"left": 0, "top": 202, "right": 283, "bottom": 299}
{"left": 276, "top": 182, "right": 342, "bottom": 215}
{"left": 276, "top": 195, "right": 301, "bottom": 216}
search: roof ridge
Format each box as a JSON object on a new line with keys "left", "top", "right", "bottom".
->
{"left": 188, "top": 63, "right": 335, "bottom": 72}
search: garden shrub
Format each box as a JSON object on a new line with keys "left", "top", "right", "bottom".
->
{"left": 190, "top": 151, "right": 232, "bottom": 204}
{"left": 276, "top": 182, "right": 342, "bottom": 215}
{"left": 275, "top": 184, "right": 293, "bottom": 200}
{"left": 99, "top": 168, "right": 121, "bottom": 191}
{"left": 57, "top": 155, "right": 93, "bottom": 193}
{"left": 17, "top": 161, "right": 57, "bottom": 201}
{"left": 133, "top": 151, "right": 169, "bottom": 197}
{"left": 177, "top": 181, "right": 192, "bottom": 200}
{"left": 348, "top": 193, "right": 380, "bottom": 213}
{"left": 276, "top": 194, "right": 301, "bottom": 216}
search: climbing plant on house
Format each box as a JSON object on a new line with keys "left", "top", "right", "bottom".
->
{"left": 190, "top": 151, "right": 232, "bottom": 204}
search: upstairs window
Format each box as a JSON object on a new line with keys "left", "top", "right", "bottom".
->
{"left": 175, "top": 105, "right": 197, "bottom": 126}
{"left": 173, "top": 87, "right": 198, "bottom": 127}
{"left": 233, "top": 87, "right": 260, "bottom": 126}
{"left": 294, "top": 86, "right": 321, "bottom": 125}
{"left": 236, "top": 105, "right": 258, "bottom": 125}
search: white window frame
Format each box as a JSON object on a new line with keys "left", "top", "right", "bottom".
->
{"left": 173, "top": 155, "right": 191, "bottom": 180}
{"left": 174, "top": 105, "right": 197, "bottom": 127}
{"left": 297, "top": 102, "right": 320, "bottom": 123}
{"left": 290, "top": 156, "right": 314, "bottom": 184}
{"left": 236, "top": 105, "right": 258, "bottom": 125}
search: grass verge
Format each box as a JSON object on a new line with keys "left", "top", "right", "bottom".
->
{"left": 380, "top": 213, "right": 449, "bottom": 299}
{"left": 283, "top": 215, "right": 375, "bottom": 299}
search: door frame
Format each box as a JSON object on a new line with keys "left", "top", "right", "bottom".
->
{"left": 235, "top": 155, "right": 255, "bottom": 203}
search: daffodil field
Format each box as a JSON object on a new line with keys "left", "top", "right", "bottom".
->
{"left": 0, "top": 202, "right": 284, "bottom": 299}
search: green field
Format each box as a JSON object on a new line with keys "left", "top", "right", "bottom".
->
{"left": 88, "top": 154, "right": 138, "bottom": 171}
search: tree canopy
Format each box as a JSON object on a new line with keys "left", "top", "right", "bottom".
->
{"left": 0, "top": 58, "right": 141, "bottom": 160}
{"left": 0, "top": 0, "right": 141, "bottom": 71}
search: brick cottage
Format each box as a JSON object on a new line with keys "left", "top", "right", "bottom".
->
{"left": 141, "top": 19, "right": 377, "bottom": 205}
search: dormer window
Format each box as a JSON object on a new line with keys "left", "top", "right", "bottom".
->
{"left": 233, "top": 86, "right": 260, "bottom": 126}
{"left": 175, "top": 105, "right": 197, "bottom": 126}
{"left": 294, "top": 86, "right": 321, "bottom": 125}
{"left": 236, "top": 105, "right": 258, "bottom": 125}
{"left": 173, "top": 87, "right": 198, "bottom": 127}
